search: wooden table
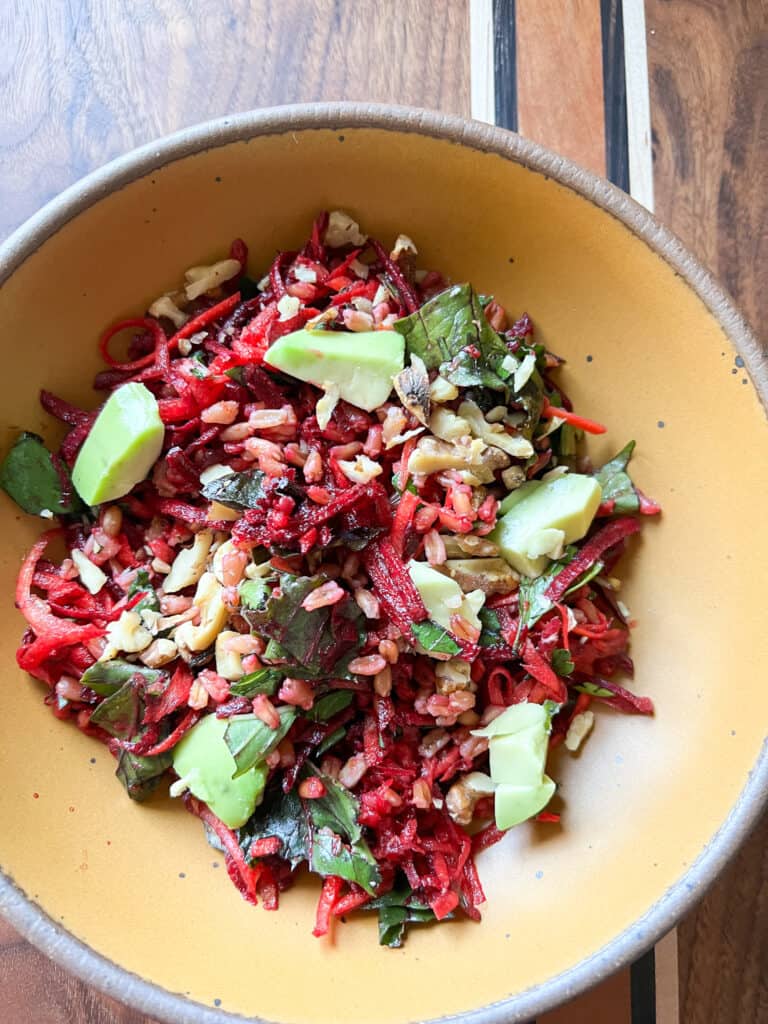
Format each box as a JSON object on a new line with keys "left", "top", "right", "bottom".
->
{"left": 1, "top": 2, "right": 766, "bottom": 1021}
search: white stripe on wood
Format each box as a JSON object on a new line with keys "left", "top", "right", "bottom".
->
{"left": 622, "top": 0, "right": 655, "bottom": 211}
{"left": 469, "top": 0, "right": 495, "bottom": 124}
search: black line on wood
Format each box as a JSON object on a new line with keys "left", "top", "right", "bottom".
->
{"left": 493, "top": 0, "right": 517, "bottom": 132}
{"left": 601, "top": 0, "right": 630, "bottom": 190}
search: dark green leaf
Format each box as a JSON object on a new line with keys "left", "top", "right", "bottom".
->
{"left": 229, "top": 666, "right": 284, "bottom": 698}
{"left": 515, "top": 372, "right": 545, "bottom": 438}
{"left": 394, "top": 283, "right": 512, "bottom": 391}
{"left": 201, "top": 468, "right": 268, "bottom": 511}
{"left": 225, "top": 366, "right": 246, "bottom": 384}
{"left": 550, "top": 648, "right": 575, "bottom": 676}
{"left": 128, "top": 569, "right": 160, "bottom": 614}
{"left": 247, "top": 575, "right": 364, "bottom": 678}
{"left": 411, "top": 620, "right": 462, "bottom": 656}
{"left": 310, "top": 826, "right": 380, "bottom": 894}
{"left": 89, "top": 681, "right": 142, "bottom": 739}
{"left": 594, "top": 441, "right": 640, "bottom": 514}
{"left": 115, "top": 748, "right": 172, "bottom": 802}
{"left": 0, "top": 432, "right": 81, "bottom": 516}
{"left": 306, "top": 690, "right": 354, "bottom": 722}
{"left": 304, "top": 765, "right": 362, "bottom": 843}
{"left": 478, "top": 607, "right": 502, "bottom": 648}
{"left": 563, "top": 560, "right": 604, "bottom": 596}
{"left": 80, "top": 659, "right": 163, "bottom": 697}
{"left": 239, "top": 785, "right": 309, "bottom": 869}
{"left": 316, "top": 725, "right": 347, "bottom": 756}
{"left": 363, "top": 882, "right": 442, "bottom": 947}
{"left": 224, "top": 706, "right": 296, "bottom": 777}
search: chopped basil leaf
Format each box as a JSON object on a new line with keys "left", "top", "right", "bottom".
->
{"left": 594, "top": 441, "right": 641, "bottom": 514}
{"left": 316, "top": 725, "right": 347, "bottom": 756}
{"left": 239, "top": 785, "right": 309, "bottom": 869}
{"left": 411, "top": 620, "right": 462, "bottom": 656}
{"left": 128, "top": 569, "right": 160, "bottom": 614}
{"left": 310, "top": 826, "right": 380, "bottom": 894}
{"left": 394, "top": 283, "right": 512, "bottom": 391}
{"left": 478, "top": 607, "right": 503, "bottom": 648}
{"left": 224, "top": 706, "right": 296, "bottom": 778}
{"left": 364, "top": 882, "right": 442, "bottom": 947}
{"left": 306, "top": 690, "right": 354, "bottom": 722}
{"left": 573, "top": 681, "right": 615, "bottom": 698}
{"left": 229, "top": 667, "right": 284, "bottom": 698}
{"left": 115, "top": 747, "right": 172, "bottom": 802}
{"left": 89, "top": 680, "right": 142, "bottom": 739}
{"left": 80, "top": 659, "right": 163, "bottom": 697}
{"left": 0, "top": 432, "right": 81, "bottom": 517}
{"left": 550, "top": 648, "right": 575, "bottom": 677}
{"left": 201, "top": 468, "right": 268, "bottom": 511}
{"left": 246, "top": 575, "right": 364, "bottom": 678}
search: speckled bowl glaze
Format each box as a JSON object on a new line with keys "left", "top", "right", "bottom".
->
{"left": 0, "top": 104, "right": 766, "bottom": 1024}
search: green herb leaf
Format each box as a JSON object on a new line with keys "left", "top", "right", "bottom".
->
{"left": 411, "top": 620, "right": 462, "bottom": 656}
{"left": 224, "top": 706, "right": 296, "bottom": 778}
{"left": 363, "top": 882, "right": 442, "bottom": 947}
{"left": 238, "top": 577, "right": 270, "bottom": 610}
{"left": 310, "top": 826, "right": 380, "bottom": 894}
{"left": 0, "top": 432, "right": 81, "bottom": 517}
{"left": 478, "top": 607, "right": 502, "bottom": 648}
{"left": 304, "top": 766, "right": 362, "bottom": 843}
{"left": 306, "top": 690, "right": 354, "bottom": 722}
{"left": 563, "top": 560, "right": 604, "bottom": 596}
{"left": 89, "top": 680, "right": 144, "bottom": 739}
{"left": 201, "top": 468, "right": 268, "bottom": 511}
{"left": 594, "top": 441, "right": 640, "bottom": 514}
{"left": 550, "top": 648, "right": 575, "bottom": 676}
{"left": 115, "top": 748, "right": 172, "bottom": 801}
{"left": 80, "top": 659, "right": 164, "bottom": 697}
{"left": 128, "top": 569, "right": 160, "bottom": 614}
{"left": 229, "top": 666, "right": 284, "bottom": 698}
{"left": 573, "top": 681, "right": 615, "bottom": 698}
{"left": 247, "top": 575, "right": 364, "bottom": 678}
{"left": 239, "top": 785, "right": 309, "bottom": 869}
{"left": 316, "top": 725, "right": 347, "bottom": 756}
{"left": 394, "top": 283, "right": 512, "bottom": 391}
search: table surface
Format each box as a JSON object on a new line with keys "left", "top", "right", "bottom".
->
{"left": 1, "top": 1, "right": 766, "bottom": 1022}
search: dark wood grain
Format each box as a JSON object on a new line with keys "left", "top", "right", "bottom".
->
{"left": 647, "top": 0, "right": 767, "bottom": 338}
{"left": 0, "top": 0, "right": 469, "bottom": 240}
{"left": 647, "top": 2, "right": 768, "bottom": 1021}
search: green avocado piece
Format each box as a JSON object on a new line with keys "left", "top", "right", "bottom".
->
{"left": 72, "top": 383, "right": 164, "bottom": 506}
{"left": 265, "top": 328, "right": 404, "bottom": 412}
{"left": 491, "top": 473, "right": 602, "bottom": 577}
{"left": 172, "top": 713, "right": 267, "bottom": 829}
{"left": 472, "top": 702, "right": 557, "bottom": 830}
{"left": 407, "top": 559, "right": 485, "bottom": 634}
{"left": 495, "top": 779, "right": 556, "bottom": 830}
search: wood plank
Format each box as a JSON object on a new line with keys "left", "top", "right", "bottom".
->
{"left": 647, "top": 0, "right": 767, "bottom": 337}
{"left": 0, "top": 0, "right": 470, "bottom": 241}
{"left": 514, "top": 0, "right": 607, "bottom": 175}
{"left": 647, "top": 2, "right": 768, "bottom": 1022}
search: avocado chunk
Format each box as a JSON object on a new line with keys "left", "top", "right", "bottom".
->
{"left": 473, "top": 702, "right": 558, "bottom": 830}
{"left": 265, "top": 328, "right": 404, "bottom": 412}
{"left": 491, "top": 473, "right": 602, "bottom": 577}
{"left": 407, "top": 559, "right": 485, "bottom": 635}
{"left": 172, "top": 713, "right": 267, "bottom": 829}
{"left": 72, "top": 383, "right": 164, "bottom": 506}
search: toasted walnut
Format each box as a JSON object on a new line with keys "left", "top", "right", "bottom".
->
{"left": 445, "top": 558, "right": 519, "bottom": 595}
{"left": 435, "top": 658, "right": 473, "bottom": 695}
{"left": 393, "top": 355, "right": 430, "bottom": 425}
{"left": 445, "top": 772, "right": 496, "bottom": 826}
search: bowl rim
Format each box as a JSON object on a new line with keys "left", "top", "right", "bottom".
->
{"left": 0, "top": 101, "right": 765, "bottom": 1024}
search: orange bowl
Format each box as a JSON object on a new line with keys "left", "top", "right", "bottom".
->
{"left": 0, "top": 104, "right": 766, "bottom": 1024}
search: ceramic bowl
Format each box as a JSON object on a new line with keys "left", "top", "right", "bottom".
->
{"left": 0, "top": 104, "right": 766, "bottom": 1024}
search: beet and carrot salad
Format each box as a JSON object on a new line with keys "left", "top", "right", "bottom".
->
{"left": 2, "top": 211, "right": 658, "bottom": 945}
